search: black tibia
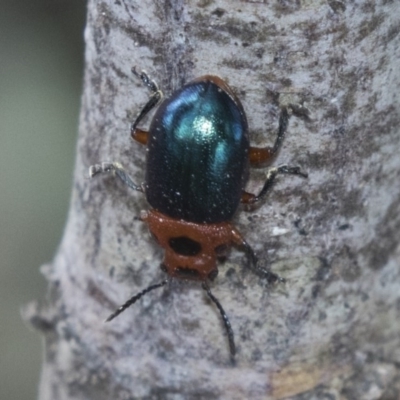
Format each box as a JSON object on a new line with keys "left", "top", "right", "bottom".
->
{"left": 130, "top": 67, "right": 163, "bottom": 140}
{"left": 240, "top": 239, "right": 286, "bottom": 284}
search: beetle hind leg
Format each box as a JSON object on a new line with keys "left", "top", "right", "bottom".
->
{"left": 89, "top": 162, "right": 143, "bottom": 192}
{"left": 130, "top": 67, "right": 163, "bottom": 145}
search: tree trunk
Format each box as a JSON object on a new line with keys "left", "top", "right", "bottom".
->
{"left": 27, "top": 0, "right": 400, "bottom": 399}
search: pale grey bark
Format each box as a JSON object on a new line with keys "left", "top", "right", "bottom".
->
{"left": 27, "top": 1, "right": 400, "bottom": 399}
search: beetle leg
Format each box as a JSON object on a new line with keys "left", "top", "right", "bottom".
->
{"left": 89, "top": 162, "right": 143, "bottom": 192}
{"left": 105, "top": 279, "right": 168, "bottom": 322}
{"left": 241, "top": 239, "right": 286, "bottom": 284}
{"left": 230, "top": 228, "right": 285, "bottom": 284}
{"left": 131, "top": 66, "right": 160, "bottom": 93}
{"left": 131, "top": 128, "right": 149, "bottom": 145}
{"left": 241, "top": 164, "right": 307, "bottom": 204}
{"left": 130, "top": 67, "right": 163, "bottom": 144}
{"left": 202, "top": 282, "right": 236, "bottom": 364}
{"left": 249, "top": 107, "right": 290, "bottom": 167}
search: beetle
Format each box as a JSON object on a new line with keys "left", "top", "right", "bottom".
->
{"left": 89, "top": 68, "right": 307, "bottom": 362}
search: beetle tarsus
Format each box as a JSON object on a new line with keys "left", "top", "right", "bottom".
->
{"left": 131, "top": 66, "right": 160, "bottom": 94}
{"left": 89, "top": 162, "right": 142, "bottom": 192}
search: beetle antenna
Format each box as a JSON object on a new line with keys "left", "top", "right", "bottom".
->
{"left": 105, "top": 279, "right": 168, "bottom": 322}
{"left": 202, "top": 283, "right": 236, "bottom": 364}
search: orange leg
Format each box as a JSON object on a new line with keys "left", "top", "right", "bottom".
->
{"left": 131, "top": 128, "right": 148, "bottom": 145}
{"left": 248, "top": 147, "right": 274, "bottom": 167}
{"left": 240, "top": 190, "right": 257, "bottom": 204}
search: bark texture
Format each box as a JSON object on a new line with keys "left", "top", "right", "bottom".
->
{"left": 27, "top": 0, "right": 400, "bottom": 399}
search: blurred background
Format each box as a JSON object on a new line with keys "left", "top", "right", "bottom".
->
{"left": 0, "top": 0, "right": 86, "bottom": 398}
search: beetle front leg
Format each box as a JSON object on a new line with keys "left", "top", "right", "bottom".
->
{"left": 130, "top": 67, "right": 163, "bottom": 145}
{"left": 89, "top": 162, "right": 143, "bottom": 192}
